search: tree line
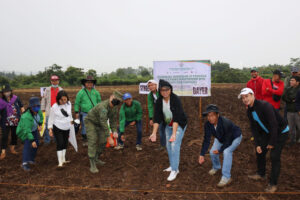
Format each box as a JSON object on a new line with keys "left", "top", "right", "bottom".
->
{"left": 0, "top": 58, "right": 299, "bottom": 88}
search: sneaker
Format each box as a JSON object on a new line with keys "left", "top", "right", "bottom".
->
{"left": 136, "top": 144, "right": 142, "bottom": 151}
{"left": 28, "top": 161, "right": 35, "bottom": 165}
{"left": 248, "top": 173, "right": 265, "bottom": 181}
{"left": 265, "top": 184, "right": 277, "bottom": 193}
{"left": 155, "top": 146, "right": 165, "bottom": 151}
{"left": 82, "top": 141, "right": 88, "bottom": 147}
{"left": 167, "top": 170, "right": 179, "bottom": 181}
{"left": 208, "top": 168, "right": 219, "bottom": 176}
{"left": 163, "top": 166, "right": 172, "bottom": 172}
{"left": 217, "top": 177, "right": 232, "bottom": 187}
{"left": 114, "top": 144, "right": 124, "bottom": 150}
{"left": 22, "top": 164, "right": 30, "bottom": 171}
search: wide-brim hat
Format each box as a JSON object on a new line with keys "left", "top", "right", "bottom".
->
{"left": 1, "top": 84, "right": 12, "bottom": 93}
{"left": 81, "top": 75, "right": 97, "bottom": 85}
{"left": 202, "top": 104, "right": 220, "bottom": 116}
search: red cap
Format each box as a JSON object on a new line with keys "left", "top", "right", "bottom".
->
{"left": 50, "top": 75, "right": 59, "bottom": 80}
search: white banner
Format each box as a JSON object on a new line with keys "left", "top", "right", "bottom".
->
{"left": 153, "top": 60, "right": 211, "bottom": 97}
{"left": 139, "top": 82, "right": 150, "bottom": 94}
{"left": 40, "top": 87, "right": 47, "bottom": 97}
{"left": 69, "top": 125, "right": 78, "bottom": 152}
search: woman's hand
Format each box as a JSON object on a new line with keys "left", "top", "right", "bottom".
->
{"left": 199, "top": 155, "right": 205, "bottom": 165}
{"left": 49, "top": 129, "right": 53, "bottom": 137}
{"left": 169, "top": 134, "right": 176, "bottom": 142}
{"left": 149, "top": 133, "right": 156, "bottom": 142}
{"left": 32, "top": 141, "right": 37, "bottom": 148}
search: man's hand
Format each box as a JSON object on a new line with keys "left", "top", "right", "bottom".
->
{"left": 199, "top": 155, "right": 205, "bottom": 165}
{"left": 213, "top": 150, "right": 219, "bottom": 154}
{"left": 38, "top": 126, "right": 42, "bottom": 132}
{"left": 256, "top": 146, "right": 262, "bottom": 154}
{"left": 149, "top": 120, "right": 153, "bottom": 126}
{"left": 113, "top": 132, "right": 118, "bottom": 139}
{"left": 130, "top": 121, "right": 136, "bottom": 126}
{"left": 49, "top": 129, "right": 53, "bottom": 137}
{"left": 267, "top": 145, "right": 274, "bottom": 149}
{"left": 149, "top": 133, "right": 156, "bottom": 142}
{"left": 32, "top": 141, "right": 37, "bottom": 148}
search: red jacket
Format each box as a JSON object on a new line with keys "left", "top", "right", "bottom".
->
{"left": 262, "top": 79, "right": 284, "bottom": 109}
{"left": 246, "top": 76, "right": 264, "bottom": 100}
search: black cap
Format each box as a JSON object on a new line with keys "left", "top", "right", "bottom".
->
{"left": 202, "top": 104, "right": 220, "bottom": 116}
{"left": 273, "top": 69, "right": 284, "bottom": 78}
{"left": 1, "top": 84, "right": 12, "bottom": 93}
{"left": 81, "top": 75, "right": 97, "bottom": 85}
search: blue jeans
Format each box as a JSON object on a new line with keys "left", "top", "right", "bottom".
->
{"left": 80, "top": 112, "right": 88, "bottom": 135}
{"left": 22, "top": 130, "right": 39, "bottom": 164}
{"left": 165, "top": 125, "right": 186, "bottom": 171}
{"left": 43, "top": 116, "right": 51, "bottom": 144}
{"left": 159, "top": 123, "right": 166, "bottom": 147}
{"left": 210, "top": 135, "right": 242, "bottom": 178}
{"left": 118, "top": 120, "right": 142, "bottom": 145}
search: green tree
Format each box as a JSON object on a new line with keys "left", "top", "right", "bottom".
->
{"left": 64, "top": 66, "right": 84, "bottom": 85}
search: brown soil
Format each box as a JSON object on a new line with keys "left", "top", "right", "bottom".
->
{"left": 0, "top": 84, "right": 299, "bottom": 200}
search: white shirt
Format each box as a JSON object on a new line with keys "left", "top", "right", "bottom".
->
{"left": 48, "top": 102, "right": 73, "bottom": 130}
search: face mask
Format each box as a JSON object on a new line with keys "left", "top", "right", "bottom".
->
{"left": 111, "top": 99, "right": 120, "bottom": 106}
{"left": 51, "top": 84, "right": 58, "bottom": 88}
{"left": 32, "top": 106, "right": 40, "bottom": 113}
{"left": 3, "top": 91, "right": 11, "bottom": 98}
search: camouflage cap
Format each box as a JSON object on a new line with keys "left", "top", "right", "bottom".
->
{"left": 113, "top": 90, "right": 123, "bottom": 101}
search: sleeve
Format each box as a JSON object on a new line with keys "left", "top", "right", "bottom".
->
{"left": 264, "top": 104, "right": 279, "bottom": 146}
{"left": 109, "top": 107, "right": 118, "bottom": 133}
{"left": 219, "top": 121, "right": 234, "bottom": 153}
{"left": 248, "top": 111, "right": 262, "bottom": 147}
{"left": 296, "top": 90, "right": 300, "bottom": 112}
{"left": 16, "top": 116, "right": 34, "bottom": 141}
{"left": 47, "top": 107, "right": 54, "bottom": 129}
{"left": 172, "top": 96, "right": 184, "bottom": 124}
{"left": 153, "top": 98, "right": 163, "bottom": 124}
{"left": 147, "top": 93, "right": 154, "bottom": 119}
{"left": 38, "top": 110, "right": 44, "bottom": 125}
{"left": 99, "top": 108, "right": 110, "bottom": 137}
{"left": 74, "top": 90, "right": 82, "bottom": 113}
{"left": 200, "top": 122, "right": 212, "bottom": 156}
{"left": 136, "top": 101, "right": 143, "bottom": 121}
{"left": 261, "top": 79, "right": 271, "bottom": 96}
{"left": 270, "top": 82, "right": 284, "bottom": 96}
{"left": 282, "top": 88, "right": 292, "bottom": 103}
{"left": 246, "top": 81, "right": 251, "bottom": 88}
{"left": 17, "top": 97, "right": 24, "bottom": 108}
{"left": 119, "top": 104, "right": 126, "bottom": 133}
{"left": 97, "top": 91, "right": 101, "bottom": 103}
{"left": 68, "top": 102, "right": 73, "bottom": 121}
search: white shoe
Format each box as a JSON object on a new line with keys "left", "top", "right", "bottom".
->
{"left": 163, "top": 166, "right": 172, "bottom": 172}
{"left": 167, "top": 170, "right": 179, "bottom": 181}
{"left": 208, "top": 168, "right": 218, "bottom": 176}
{"left": 217, "top": 177, "right": 232, "bottom": 187}
{"left": 57, "top": 151, "right": 63, "bottom": 167}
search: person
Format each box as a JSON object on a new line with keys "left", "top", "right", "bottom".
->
{"left": 296, "top": 86, "right": 300, "bottom": 143}
{"left": 41, "top": 75, "right": 63, "bottom": 144}
{"left": 239, "top": 88, "right": 289, "bottom": 193}
{"left": 147, "top": 80, "right": 166, "bottom": 150}
{"left": 16, "top": 97, "right": 44, "bottom": 171}
{"left": 262, "top": 69, "right": 284, "bottom": 110}
{"left": 282, "top": 76, "right": 300, "bottom": 146}
{"left": 246, "top": 67, "right": 264, "bottom": 100}
{"left": 198, "top": 104, "right": 242, "bottom": 187}
{"left": 284, "top": 66, "right": 299, "bottom": 88}
{"left": 149, "top": 79, "right": 187, "bottom": 181}
{"left": 84, "top": 91, "right": 123, "bottom": 173}
{"left": 74, "top": 76, "right": 101, "bottom": 146}
{"left": 115, "top": 93, "right": 143, "bottom": 151}
{"left": 0, "top": 84, "right": 25, "bottom": 160}
{"left": 48, "top": 91, "right": 73, "bottom": 167}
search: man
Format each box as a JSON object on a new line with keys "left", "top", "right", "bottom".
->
{"left": 74, "top": 76, "right": 101, "bottom": 146}
{"left": 262, "top": 69, "right": 284, "bottom": 110}
{"left": 282, "top": 76, "right": 300, "bottom": 146}
{"left": 246, "top": 67, "right": 264, "bottom": 100}
{"left": 41, "top": 75, "right": 63, "bottom": 144}
{"left": 115, "top": 93, "right": 143, "bottom": 151}
{"left": 284, "top": 66, "right": 299, "bottom": 88}
{"left": 84, "top": 91, "right": 123, "bottom": 173}
{"left": 147, "top": 80, "right": 166, "bottom": 150}
{"left": 239, "top": 88, "right": 289, "bottom": 193}
{"left": 199, "top": 104, "right": 242, "bottom": 187}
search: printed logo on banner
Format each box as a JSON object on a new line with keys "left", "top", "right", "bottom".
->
{"left": 139, "top": 83, "right": 150, "bottom": 94}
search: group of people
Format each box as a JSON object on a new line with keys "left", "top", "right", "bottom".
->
{"left": 0, "top": 66, "right": 299, "bottom": 193}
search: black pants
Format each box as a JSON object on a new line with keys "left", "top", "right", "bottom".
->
{"left": 53, "top": 125, "right": 69, "bottom": 151}
{"left": 256, "top": 133, "right": 288, "bottom": 185}
{"left": 1, "top": 126, "right": 17, "bottom": 150}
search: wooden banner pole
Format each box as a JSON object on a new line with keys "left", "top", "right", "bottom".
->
{"left": 199, "top": 97, "right": 202, "bottom": 131}
{"left": 146, "top": 96, "right": 149, "bottom": 135}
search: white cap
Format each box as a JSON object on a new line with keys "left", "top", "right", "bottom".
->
{"left": 74, "top": 119, "right": 80, "bottom": 124}
{"left": 238, "top": 88, "right": 254, "bottom": 99}
{"left": 147, "top": 79, "right": 158, "bottom": 85}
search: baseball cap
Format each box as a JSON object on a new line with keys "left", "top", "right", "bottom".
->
{"left": 123, "top": 93, "right": 132, "bottom": 100}
{"left": 238, "top": 88, "right": 254, "bottom": 99}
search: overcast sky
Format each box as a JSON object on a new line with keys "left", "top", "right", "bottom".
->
{"left": 0, "top": 0, "right": 299, "bottom": 74}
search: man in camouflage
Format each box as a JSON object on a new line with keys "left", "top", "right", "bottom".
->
{"left": 84, "top": 91, "right": 123, "bottom": 173}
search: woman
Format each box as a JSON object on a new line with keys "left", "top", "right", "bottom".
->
{"left": 198, "top": 104, "right": 242, "bottom": 187}
{"left": 0, "top": 84, "right": 25, "bottom": 160}
{"left": 149, "top": 79, "right": 187, "bottom": 181}
{"left": 48, "top": 90, "right": 73, "bottom": 167}
{"left": 16, "top": 97, "right": 43, "bottom": 171}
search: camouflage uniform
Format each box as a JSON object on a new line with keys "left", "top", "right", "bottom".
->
{"left": 84, "top": 91, "right": 122, "bottom": 173}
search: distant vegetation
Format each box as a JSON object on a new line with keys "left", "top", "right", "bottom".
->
{"left": 0, "top": 58, "right": 299, "bottom": 88}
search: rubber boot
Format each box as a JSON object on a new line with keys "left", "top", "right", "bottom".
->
{"left": 95, "top": 153, "right": 106, "bottom": 166}
{"left": 62, "top": 149, "right": 70, "bottom": 164}
{"left": 10, "top": 145, "right": 18, "bottom": 154}
{"left": 89, "top": 158, "right": 99, "bottom": 173}
{"left": 0, "top": 150, "right": 6, "bottom": 160}
{"left": 57, "top": 151, "right": 63, "bottom": 167}
{"left": 82, "top": 134, "right": 88, "bottom": 147}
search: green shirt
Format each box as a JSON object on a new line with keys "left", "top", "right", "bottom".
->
{"left": 85, "top": 99, "right": 118, "bottom": 137}
{"left": 74, "top": 88, "right": 101, "bottom": 113}
{"left": 16, "top": 109, "right": 44, "bottom": 141}
{"left": 147, "top": 91, "right": 160, "bottom": 119}
{"left": 119, "top": 100, "right": 143, "bottom": 133}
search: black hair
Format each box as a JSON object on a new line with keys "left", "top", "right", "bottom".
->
{"left": 291, "top": 76, "right": 300, "bottom": 82}
{"left": 56, "top": 90, "right": 69, "bottom": 105}
{"left": 1, "top": 91, "right": 13, "bottom": 101}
